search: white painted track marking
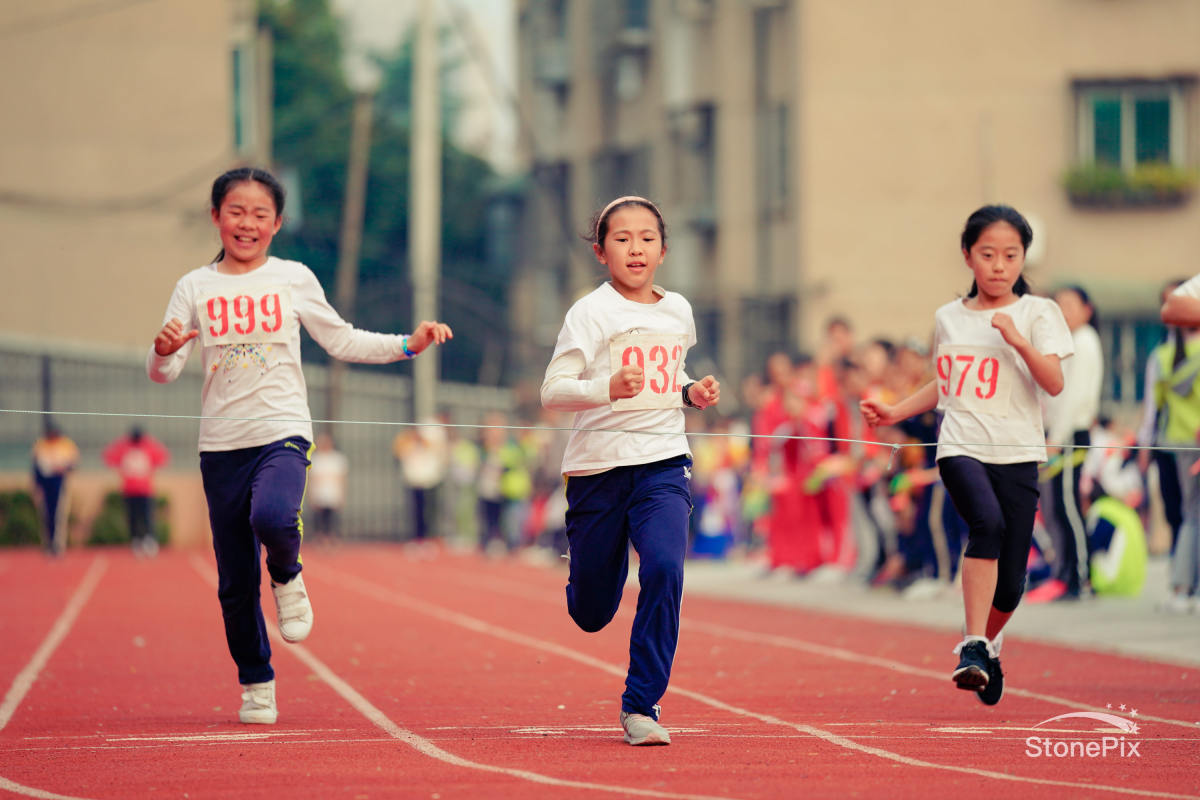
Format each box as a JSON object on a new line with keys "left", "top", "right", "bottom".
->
{"left": 439, "top": 564, "right": 1200, "bottom": 730}
{"left": 318, "top": 562, "right": 1200, "bottom": 800}
{"left": 0, "top": 556, "right": 107, "bottom": 800}
{"left": 188, "top": 555, "right": 739, "bottom": 800}
{"left": 0, "top": 556, "right": 106, "bottom": 733}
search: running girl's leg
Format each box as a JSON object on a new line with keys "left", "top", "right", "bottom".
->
{"left": 248, "top": 437, "right": 311, "bottom": 585}
{"left": 563, "top": 470, "right": 632, "bottom": 634}
{"left": 986, "top": 461, "right": 1039, "bottom": 638}
{"left": 201, "top": 448, "right": 272, "bottom": 685}
{"left": 624, "top": 456, "right": 691, "bottom": 719}
{"left": 937, "top": 456, "right": 1004, "bottom": 636}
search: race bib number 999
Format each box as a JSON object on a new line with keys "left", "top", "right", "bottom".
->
{"left": 609, "top": 331, "right": 687, "bottom": 411}
{"left": 935, "top": 345, "right": 1014, "bottom": 417}
{"left": 198, "top": 288, "right": 294, "bottom": 347}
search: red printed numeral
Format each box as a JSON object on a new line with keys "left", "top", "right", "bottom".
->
{"left": 621, "top": 344, "right": 683, "bottom": 395}
{"left": 937, "top": 354, "right": 999, "bottom": 399}
{"left": 206, "top": 293, "right": 284, "bottom": 339}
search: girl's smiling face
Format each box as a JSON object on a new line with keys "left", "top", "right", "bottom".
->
{"left": 594, "top": 206, "right": 666, "bottom": 303}
{"left": 212, "top": 180, "right": 283, "bottom": 272}
{"left": 963, "top": 220, "right": 1025, "bottom": 305}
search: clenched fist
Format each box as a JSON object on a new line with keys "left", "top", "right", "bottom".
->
{"left": 686, "top": 375, "right": 720, "bottom": 409}
{"left": 610, "top": 364, "right": 645, "bottom": 400}
{"left": 154, "top": 318, "right": 199, "bottom": 356}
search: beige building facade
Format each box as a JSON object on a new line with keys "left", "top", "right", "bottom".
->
{"left": 0, "top": 0, "right": 269, "bottom": 547}
{"left": 0, "top": 0, "right": 269, "bottom": 353}
{"left": 514, "top": 0, "right": 1200, "bottom": 407}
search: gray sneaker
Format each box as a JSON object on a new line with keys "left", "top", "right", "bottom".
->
{"left": 620, "top": 711, "right": 671, "bottom": 746}
{"left": 238, "top": 680, "right": 277, "bottom": 724}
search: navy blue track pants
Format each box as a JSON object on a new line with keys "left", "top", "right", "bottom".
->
{"left": 200, "top": 436, "right": 311, "bottom": 685}
{"left": 564, "top": 454, "right": 692, "bottom": 720}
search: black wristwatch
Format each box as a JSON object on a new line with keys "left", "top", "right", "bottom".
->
{"left": 682, "top": 382, "right": 700, "bottom": 409}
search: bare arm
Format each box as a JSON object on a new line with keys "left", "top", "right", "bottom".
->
{"left": 992, "top": 312, "right": 1064, "bottom": 396}
{"left": 860, "top": 379, "right": 938, "bottom": 428}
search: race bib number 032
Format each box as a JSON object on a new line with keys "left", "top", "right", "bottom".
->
{"left": 935, "top": 344, "right": 1014, "bottom": 417}
{"left": 609, "top": 331, "right": 687, "bottom": 411}
{"left": 198, "top": 288, "right": 294, "bottom": 347}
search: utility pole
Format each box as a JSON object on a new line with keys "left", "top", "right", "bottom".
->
{"left": 410, "top": 0, "right": 441, "bottom": 422}
{"left": 327, "top": 89, "right": 375, "bottom": 426}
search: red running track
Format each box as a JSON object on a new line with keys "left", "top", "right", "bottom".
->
{"left": 0, "top": 544, "right": 1197, "bottom": 799}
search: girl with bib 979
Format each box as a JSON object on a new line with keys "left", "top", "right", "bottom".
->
{"left": 861, "top": 205, "right": 1073, "bottom": 706}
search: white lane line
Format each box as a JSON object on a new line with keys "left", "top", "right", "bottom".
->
{"left": 0, "top": 777, "right": 94, "bottom": 800}
{"left": 0, "top": 556, "right": 107, "bottom": 733}
{"left": 188, "top": 555, "right": 738, "bottom": 800}
{"left": 320, "top": 563, "right": 1200, "bottom": 800}
{"left": 683, "top": 619, "right": 1199, "bottom": 731}
{"left": 433, "top": 564, "right": 1200, "bottom": 731}
{"left": 0, "top": 556, "right": 108, "bottom": 800}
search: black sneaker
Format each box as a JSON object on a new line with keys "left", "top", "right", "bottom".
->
{"left": 977, "top": 655, "right": 1003, "bottom": 705}
{"left": 951, "top": 640, "right": 990, "bottom": 692}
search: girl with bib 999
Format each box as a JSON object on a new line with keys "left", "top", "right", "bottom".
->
{"left": 541, "top": 196, "right": 720, "bottom": 745}
{"left": 861, "top": 205, "right": 1073, "bottom": 706}
{"left": 148, "top": 167, "right": 452, "bottom": 724}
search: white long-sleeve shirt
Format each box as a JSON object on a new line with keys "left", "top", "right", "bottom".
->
{"left": 1043, "top": 323, "right": 1103, "bottom": 446}
{"left": 541, "top": 282, "right": 696, "bottom": 475}
{"left": 147, "top": 257, "right": 410, "bottom": 452}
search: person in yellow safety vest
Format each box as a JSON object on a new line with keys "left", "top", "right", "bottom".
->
{"left": 1159, "top": 280, "right": 1200, "bottom": 613}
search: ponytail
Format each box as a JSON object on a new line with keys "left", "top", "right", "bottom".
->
{"left": 1172, "top": 326, "right": 1187, "bottom": 370}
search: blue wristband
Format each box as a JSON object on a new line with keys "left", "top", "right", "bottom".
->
{"left": 402, "top": 336, "right": 417, "bottom": 358}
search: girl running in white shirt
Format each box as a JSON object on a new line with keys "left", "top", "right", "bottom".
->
{"left": 861, "top": 205, "right": 1073, "bottom": 705}
{"left": 148, "top": 167, "right": 452, "bottom": 724}
{"left": 541, "top": 196, "right": 719, "bottom": 745}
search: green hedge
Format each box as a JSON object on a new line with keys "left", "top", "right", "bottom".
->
{"left": 87, "top": 491, "right": 170, "bottom": 546}
{"left": 0, "top": 490, "right": 41, "bottom": 546}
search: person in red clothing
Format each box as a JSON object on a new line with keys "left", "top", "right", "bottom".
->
{"left": 103, "top": 427, "right": 170, "bottom": 556}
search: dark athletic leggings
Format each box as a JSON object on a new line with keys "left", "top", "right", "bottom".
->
{"left": 937, "top": 456, "right": 1039, "bottom": 614}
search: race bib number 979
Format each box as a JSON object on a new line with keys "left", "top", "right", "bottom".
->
{"left": 935, "top": 345, "right": 1014, "bottom": 417}
{"left": 198, "top": 288, "right": 294, "bottom": 347}
{"left": 609, "top": 331, "right": 687, "bottom": 411}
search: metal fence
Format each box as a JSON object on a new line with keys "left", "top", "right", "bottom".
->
{"left": 0, "top": 337, "right": 513, "bottom": 539}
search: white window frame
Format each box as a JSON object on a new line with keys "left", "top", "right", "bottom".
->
{"left": 1075, "top": 80, "right": 1186, "bottom": 170}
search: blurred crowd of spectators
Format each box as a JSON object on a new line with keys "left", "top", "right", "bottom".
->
{"left": 364, "top": 305, "right": 1188, "bottom": 609}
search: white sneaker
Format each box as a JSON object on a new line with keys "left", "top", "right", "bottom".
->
{"left": 620, "top": 711, "right": 671, "bottom": 746}
{"left": 238, "top": 680, "right": 277, "bottom": 724}
{"left": 901, "top": 577, "right": 944, "bottom": 600}
{"left": 1160, "top": 593, "right": 1194, "bottom": 615}
{"left": 271, "top": 573, "right": 313, "bottom": 643}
